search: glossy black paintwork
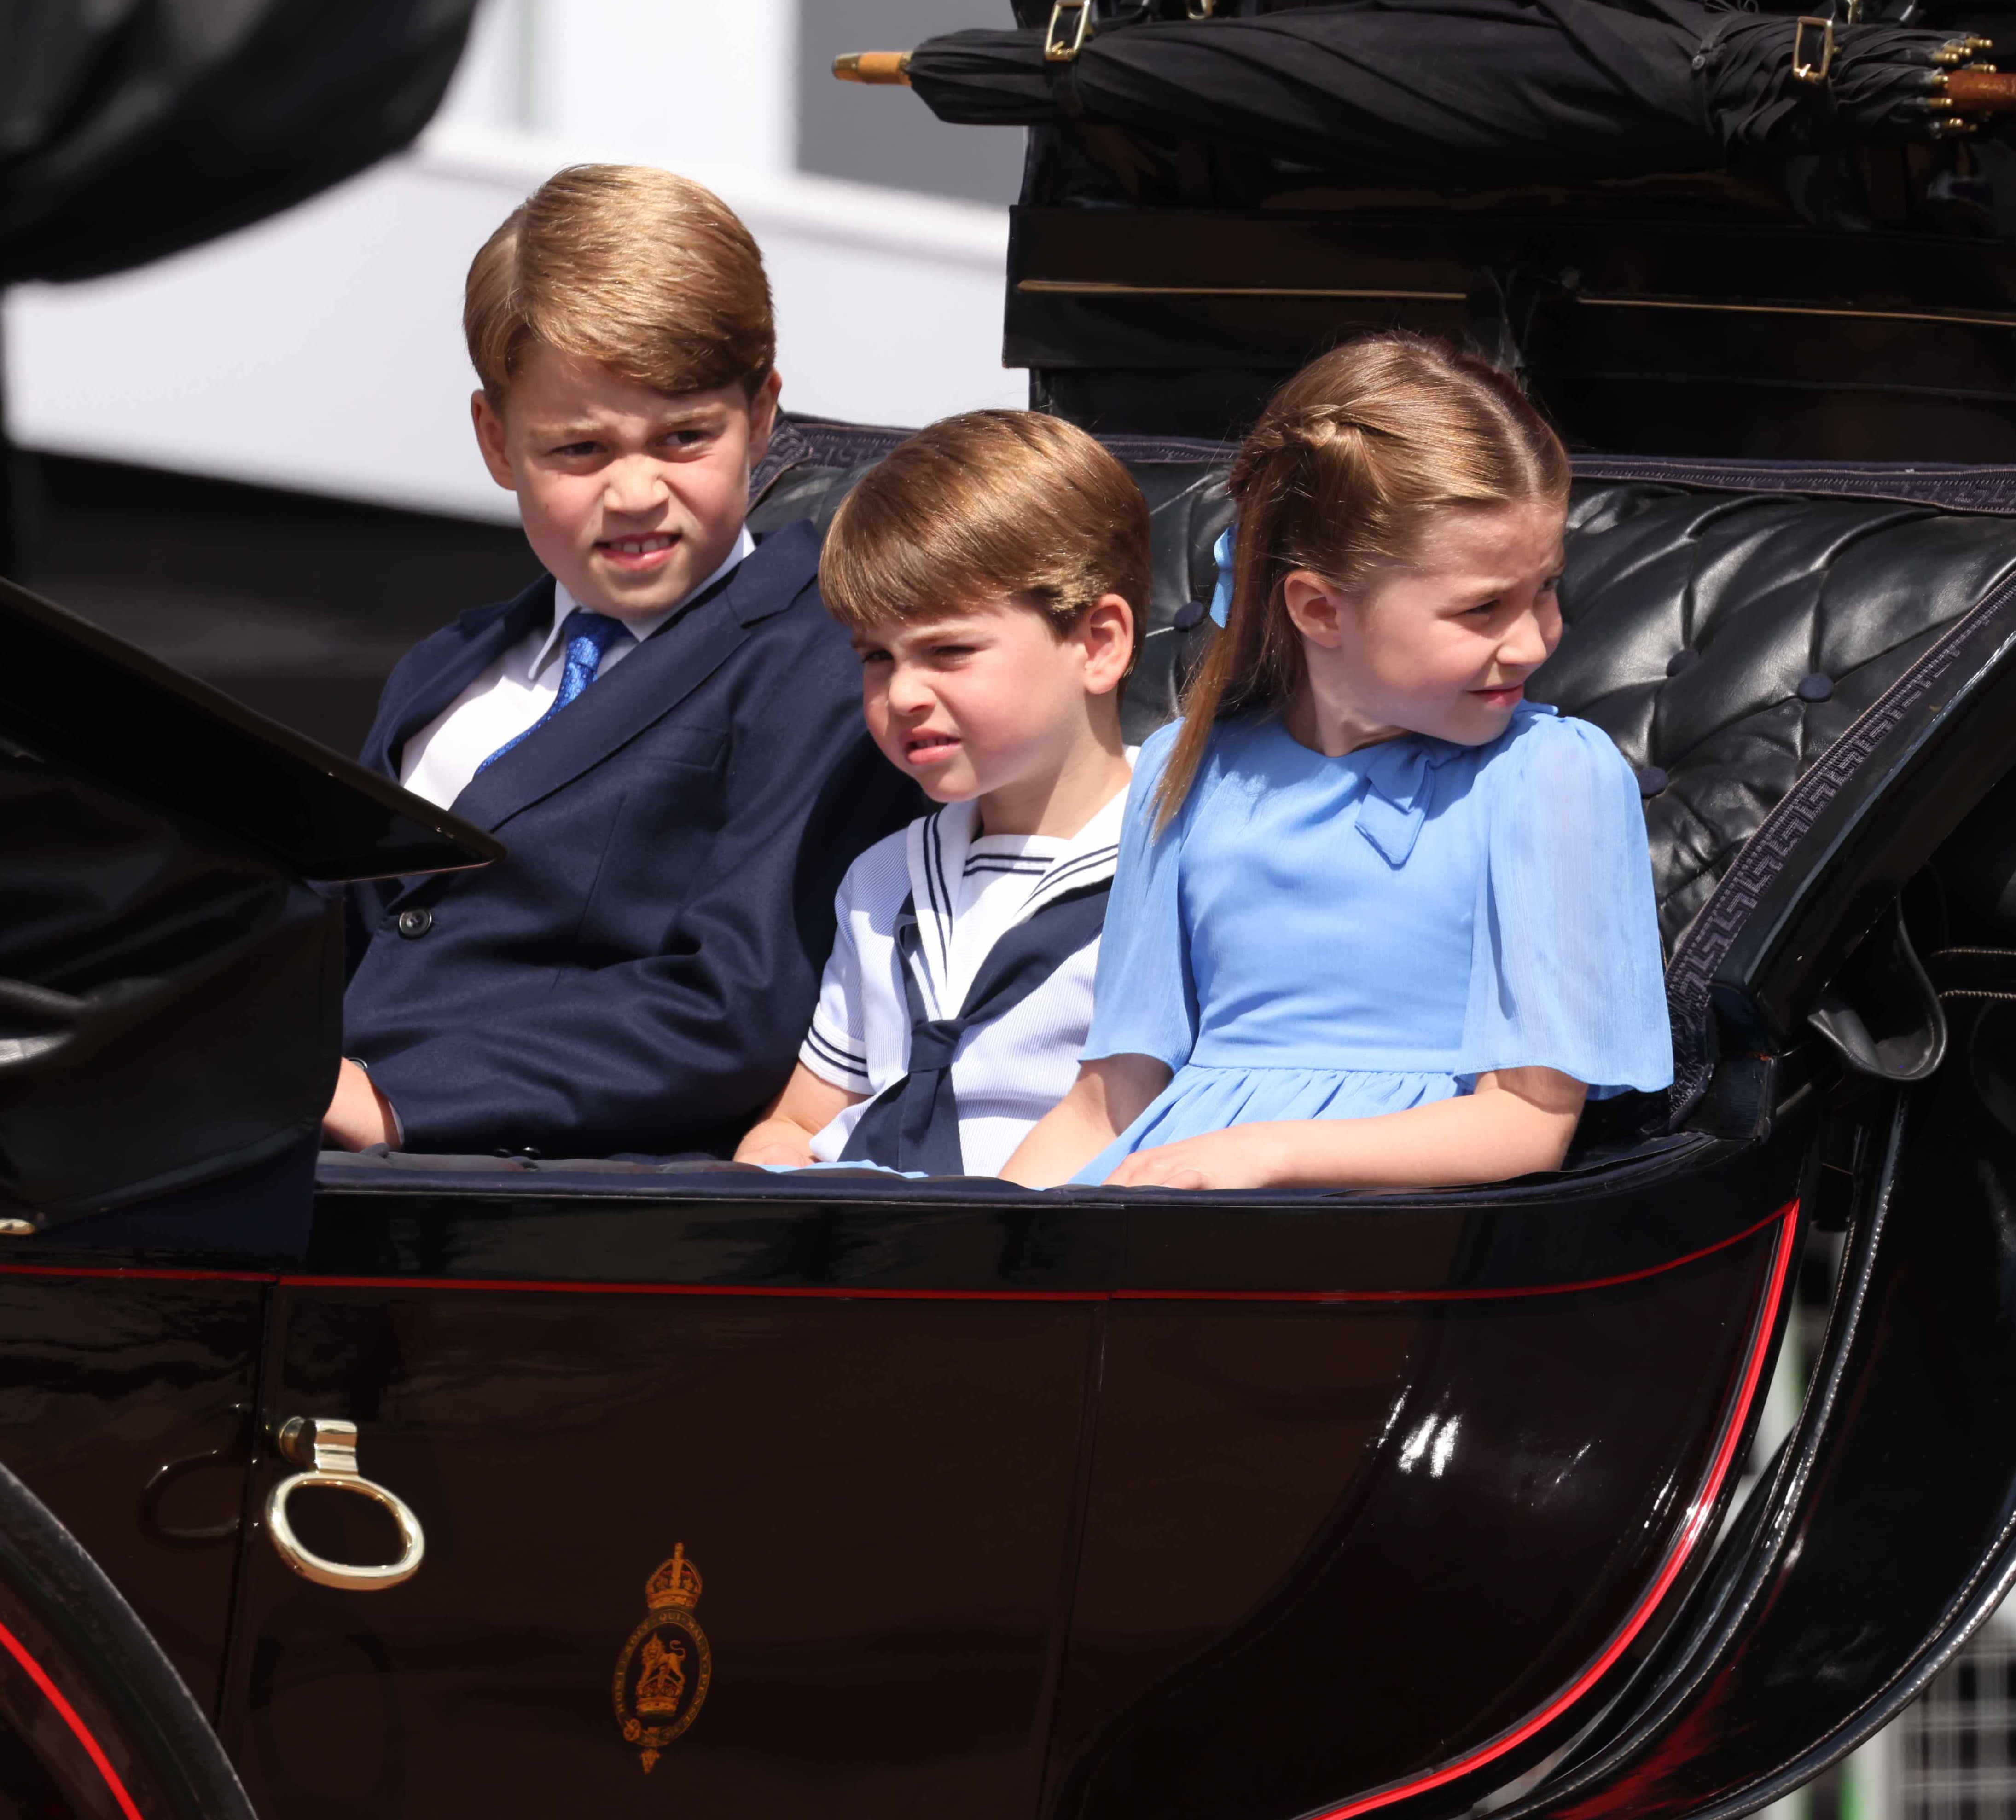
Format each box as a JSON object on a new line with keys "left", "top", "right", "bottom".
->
{"left": 0, "top": 1079, "right": 1812, "bottom": 1820}
{"left": 1481, "top": 951, "right": 2016, "bottom": 1818}
{"left": 1046, "top": 1231, "right": 1784, "bottom": 1820}
{"left": 176, "top": 1194, "right": 1791, "bottom": 1820}
{"left": 0, "top": 1025, "right": 1817, "bottom": 1820}
{"left": 220, "top": 1291, "right": 1095, "bottom": 1820}
{"left": 134, "top": 1199, "right": 1790, "bottom": 1820}
{"left": 0, "top": 1272, "right": 264, "bottom": 1714}
{"left": 292, "top": 1128, "right": 1787, "bottom": 1295}
{"left": 0, "top": 574, "right": 496, "bottom": 885}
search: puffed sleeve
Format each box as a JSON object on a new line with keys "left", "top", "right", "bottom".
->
{"left": 1081, "top": 724, "right": 1200, "bottom": 1072}
{"left": 1458, "top": 715, "right": 1673, "bottom": 1097}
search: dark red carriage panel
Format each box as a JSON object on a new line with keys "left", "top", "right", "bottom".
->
{"left": 1042, "top": 1212, "right": 1795, "bottom": 1820}
{"left": 0, "top": 1270, "right": 265, "bottom": 1716}
{"left": 1506, "top": 953, "right": 2016, "bottom": 1818}
{"left": 219, "top": 1286, "right": 1096, "bottom": 1820}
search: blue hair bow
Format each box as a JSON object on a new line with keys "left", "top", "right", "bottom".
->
{"left": 1209, "top": 526, "right": 1236, "bottom": 628}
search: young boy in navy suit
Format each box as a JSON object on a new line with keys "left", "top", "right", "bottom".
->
{"left": 325, "top": 165, "right": 916, "bottom": 1158}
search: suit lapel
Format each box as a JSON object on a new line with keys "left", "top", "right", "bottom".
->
{"left": 366, "top": 576, "right": 556, "bottom": 777}
{"left": 364, "top": 577, "right": 552, "bottom": 915}
{"left": 443, "top": 521, "right": 820, "bottom": 836}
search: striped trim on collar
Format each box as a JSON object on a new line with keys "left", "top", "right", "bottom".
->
{"left": 901, "top": 764, "right": 1134, "bottom": 1016}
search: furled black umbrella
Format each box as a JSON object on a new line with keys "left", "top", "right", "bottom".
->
{"left": 0, "top": 0, "right": 479, "bottom": 284}
{"left": 842, "top": 0, "right": 2007, "bottom": 188}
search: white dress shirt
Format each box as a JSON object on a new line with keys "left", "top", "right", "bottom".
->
{"left": 397, "top": 527, "right": 755, "bottom": 811}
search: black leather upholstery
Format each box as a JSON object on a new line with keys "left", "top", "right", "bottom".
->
{"left": 751, "top": 418, "right": 2016, "bottom": 960}
{"left": 0, "top": 754, "right": 342, "bottom": 1219}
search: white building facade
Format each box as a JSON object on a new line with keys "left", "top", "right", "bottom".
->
{"left": 2, "top": 0, "right": 1028, "bottom": 523}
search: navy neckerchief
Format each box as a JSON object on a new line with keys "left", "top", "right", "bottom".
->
{"left": 840, "top": 881, "right": 1111, "bottom": 1177}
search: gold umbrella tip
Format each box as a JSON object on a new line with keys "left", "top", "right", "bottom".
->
{"left": 833, "top": 50, "right": 914, "bottom": 85}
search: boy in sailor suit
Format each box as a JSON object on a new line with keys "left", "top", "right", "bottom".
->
{"left": 736, "top": 412, "right": 1147, "bottom": 1177}
{"left": 325, "top": 166, "right": 916, "bottom": 1158}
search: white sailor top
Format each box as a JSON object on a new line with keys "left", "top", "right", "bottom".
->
{"left": 799, "top": 780, "right": 1130, "bottom": 1177}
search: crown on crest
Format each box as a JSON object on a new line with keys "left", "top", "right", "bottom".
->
{"left": 645, "top": 1544, "right": 703, "bottom": 1611}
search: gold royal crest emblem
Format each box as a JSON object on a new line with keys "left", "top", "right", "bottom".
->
{"left": 611, "top": 1544, "right": 712, "bottom": 1773}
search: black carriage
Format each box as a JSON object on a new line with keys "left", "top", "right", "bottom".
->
{"left": 12, "top": 2, "right": 2016, "bottom": 1818}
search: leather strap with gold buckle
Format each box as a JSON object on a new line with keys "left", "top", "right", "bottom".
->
{"left": 1791, "top": 16, "right": 1836, "bottom": 85}
{"left": 1046, "top": 0, "right": 1096, "bottom": 62}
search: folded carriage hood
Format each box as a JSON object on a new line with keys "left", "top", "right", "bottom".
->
{"left": 0, "top": 0, "right": 479, "bottom": 285}
{"left": 0, "top": 575, "right": 497, "bottom": 1225}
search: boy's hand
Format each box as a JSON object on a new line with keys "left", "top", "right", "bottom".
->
{"left": 731, "top": 1063, "right": 862, "bottom": 1170}
{"left": 738, "top": 1135, "right": 817, "bottom": 1169}
{"left": 323, "top": 1059, "right": 401, "bottom": 1152}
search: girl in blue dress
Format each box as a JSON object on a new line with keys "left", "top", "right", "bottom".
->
{"left": 1002, "top": 335, "right": 1672, "bottom": 1192}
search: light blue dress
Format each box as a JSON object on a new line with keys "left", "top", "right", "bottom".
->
{"left": 1072, "top": 702, "right": 1673, "bottom": 1185}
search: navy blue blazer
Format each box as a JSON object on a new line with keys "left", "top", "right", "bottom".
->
{"left": 342, "top": 521, "right": 918, "bottom": 1157}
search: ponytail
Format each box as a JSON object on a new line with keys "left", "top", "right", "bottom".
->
{"left": 1153, "top": 334, "right": 1569, "bottom": 830}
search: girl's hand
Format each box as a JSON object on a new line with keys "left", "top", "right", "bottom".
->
{"left": 1000, "top": 1053, "right": 1172, "bottom": 1186}
{"left": 1102, "top": 1126, "right": 1290, "bottom": 1192}
{"left": 1102, "top": 1071, "right": 1586, "bottom": 1193}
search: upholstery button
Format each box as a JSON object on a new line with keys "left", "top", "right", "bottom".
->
{"left": 1796, "top": 672, "right": 1834, "bottom": 702}
{"left": 1666, "top": 649, "right": 1699, "bottom": 676}
{"left": 1636, "top": 765, "right": 1669, "bottom": 799}
{"left": 396, "top": 907, "right": 433, "bottom": 939}
{"left": 1173, "top": 598, "right": 1208, "bottom": 631}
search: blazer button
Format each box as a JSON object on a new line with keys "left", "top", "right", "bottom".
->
{"left": 396, "top": 907, "right": 433, "bottom": 939}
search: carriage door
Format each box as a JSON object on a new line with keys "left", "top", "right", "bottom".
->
{"left": 214, "top": 1273, "right": 1097, "bottom": 1820}
{"left": 0, "top": 1264, "right": 265, "bottom": 1721}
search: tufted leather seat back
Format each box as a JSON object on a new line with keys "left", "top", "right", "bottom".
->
{"left": 1536, "top": 486, "right": 2016, "bottom": 950}
{"left": 750, "top": 421, "right": 2016, "bottom": 962}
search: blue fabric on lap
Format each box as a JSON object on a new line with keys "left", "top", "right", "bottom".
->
{"left": 1073, "top": 703, "right": 1672, "bottom": 1185}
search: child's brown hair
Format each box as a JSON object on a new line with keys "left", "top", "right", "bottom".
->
{"left": 819, "top": 410, "right": 1151, "bottom": 667}
{"left": 465, "top": 164, "right": 774, "bottom": 403}
{"left": 1157, "top": 333, "right": 1571, "bottom": 826}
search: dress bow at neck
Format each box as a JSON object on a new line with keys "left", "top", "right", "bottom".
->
{"left": 1352, "top": 703, "right": 1557, "bottom": 867}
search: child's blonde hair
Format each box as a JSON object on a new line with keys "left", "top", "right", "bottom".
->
{"left": 819, "top": 410, "right": 1151, "bottom": 670}
{"left": 1157, "top": 333, "right": 1570, "bottom": 826}
{"left": 464, "top": 165, "right": 775, "bottom": 404}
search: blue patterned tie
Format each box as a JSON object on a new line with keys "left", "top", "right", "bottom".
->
{"left": 476, "top": 608, "right": 633, "bottom": 775}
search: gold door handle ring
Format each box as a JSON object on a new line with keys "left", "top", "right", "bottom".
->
{"left": 264, "top": 1416, "right": 424, "bottom": 1591}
